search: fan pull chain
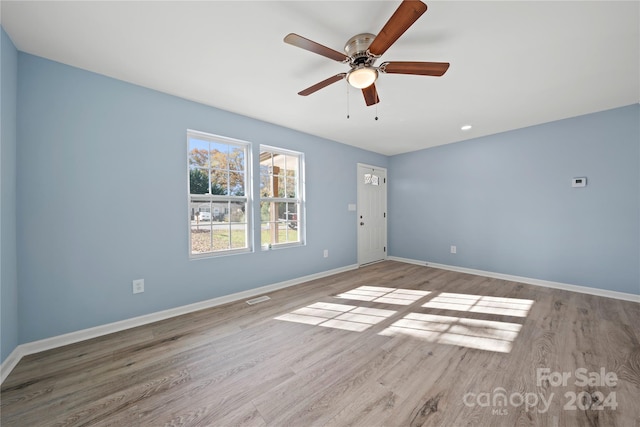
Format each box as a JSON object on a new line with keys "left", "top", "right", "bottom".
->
{"left": 346, "top": 82, "right": 350, "bottom": 119}
{"left": 375, "top": 102, "right": 378, "bottom": 121}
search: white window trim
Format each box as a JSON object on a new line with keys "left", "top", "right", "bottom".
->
{"left": 259, "top": 144, "right": 305, "bottom": 250}
{"left": 187, "top": 129, "right": 253, "bottom": 259}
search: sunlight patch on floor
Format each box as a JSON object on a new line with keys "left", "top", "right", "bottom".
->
{"left": 273, "top": 287, "right": 533, "bottom": 354}
{"left": 335, "top": 286, "right": 430, "bottom": 305}
{"left": 422, "top": 292, "right": 534, "bottom": 317}
{"left": 275, "top": 302, "right": 396, "bottom": 332}
{"left": 379, "top": 312, "right": 523, "bottom": 353}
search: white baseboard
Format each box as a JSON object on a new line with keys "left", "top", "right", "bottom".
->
{"left": 0, "top": 347, "right": 24, "bottom": 384}
{"left": 0, "top": 263, "right": 358, "bottom": 385}
{"left": 388, "top": 256, "right": 640, "bottom": 303}
{"left": 4, "top": 258, "right": 636, "bottom": 384}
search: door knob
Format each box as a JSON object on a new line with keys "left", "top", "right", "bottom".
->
{"left": 360, "top": 222, "right": 364, "bottom": 226}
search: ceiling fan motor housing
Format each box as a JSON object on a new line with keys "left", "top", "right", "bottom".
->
{"left": 344, "top": 33, "right": 377, "bottom": 66}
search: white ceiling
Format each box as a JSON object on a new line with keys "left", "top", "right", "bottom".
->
{"left": 2, "top": 1, "right": 638, "bottom": 155}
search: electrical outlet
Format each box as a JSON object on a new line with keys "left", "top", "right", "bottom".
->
{"left": 323, "top": 249, "right": 329, "bottom": 258}
{"left": 450, "top": 245, "right": 457, "bottom": 254}
{"left": 132, "top": 279, "right": 144, "bottom": 294}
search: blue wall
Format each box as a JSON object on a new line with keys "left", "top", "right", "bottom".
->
{"left": 389, "top": 105, "right": 640, "bottom": 295}
{"left": 16, "top": 53, "right": 387, "bottom": 343}
{"left": 4, "top": 47, "right": 639, "bottom": 354}
{"left": 1, "top": 28, "right": 19, "bottom": 363}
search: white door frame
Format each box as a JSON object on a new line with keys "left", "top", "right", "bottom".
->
{"left": 357, "top": 163, "right": 388, "bottom": 265}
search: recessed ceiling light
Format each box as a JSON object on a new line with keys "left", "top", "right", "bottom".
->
{"left": 461, "top": 124, "right": 472, "bottom": 131}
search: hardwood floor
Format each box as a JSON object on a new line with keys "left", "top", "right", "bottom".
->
{"left": 2, "top": 261, "right": 639, "bottom": 426}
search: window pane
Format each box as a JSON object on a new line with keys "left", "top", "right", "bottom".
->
{"left": 261, "top": 170, "right": 277, "bottom": 198}
{"left": 212, "top": 225, "right": 231, "bottom": 251}
{"left": 211, "top": 202, "right": 228, "bottom": 222}
{"left": 259, "top": 151, "right": 273, "bottom": 167}
{"left": 284, "top": 154, "right": 298, "bottom": 173}
{"left": 229, "top": 146, "right": 245, "bottom": 171}
{"left": 260, "top": 201, "right": 299, "bottom": 246}
{"left": 260, "top": 172, "right": 272, "bottom": 198}
{"left": 189, "top": 168, "right": 209, "bottom": 195}
{"left": 231, "top": 224, "right": 247, "bottom": 249}
{"left": 229, "top": 201, "right": 246, "bottom": 223}
{"left": 210, "top": 142, "right": 229, "bottom": 170}
{"left": 191, "top": 200, "right": 211, "bottom": 221}
{"left": 229, "top": 171, "right": 245, "bottom": 196}
{"left": 209, "top": 171, "right": 245, "bottom": 196}
{"left": 191, "top": 225, "right": 212, "bottom": 254}
{"left": 363, "top": 173, "right": 380, "bottom": 185}
{"left": 284, "top": 202, "right": 298, "bottom": 230}
{"left": 276, "top": 173, "right": 284, "bottom": 198}
{"left": 209, "top": 220, "right": 248, "bottom": 251}
{"left": 210, "top": 171, "right": 229, "bottom": 195}
{"left": 260, "top": 221, "right": 299, "bottom": 246}
{"left": 284, "top": 168, "right": 297, "bottom": 198}
{"left": 189, "top": 138, "right": 210, "bottom": 168}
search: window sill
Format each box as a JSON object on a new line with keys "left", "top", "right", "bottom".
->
{"left": 261, "top": 242, "right": 304, "bottom": 251}
{"left": 189, "top": 247, "right": 252, "bottom": 260}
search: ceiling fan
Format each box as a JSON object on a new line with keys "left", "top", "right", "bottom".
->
{"left": 284, "top": 0, "right": 449, "bottom": 106}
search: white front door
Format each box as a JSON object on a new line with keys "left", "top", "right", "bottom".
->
{"left": 357, "top": 164, "right": 387, "bottom": 265}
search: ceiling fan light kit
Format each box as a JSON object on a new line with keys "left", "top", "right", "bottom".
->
{"left": 347, "top": 66, "right": 378, "bottom": 89}
{"left": 284, "top": 0, "right": 449, "bottom": 106}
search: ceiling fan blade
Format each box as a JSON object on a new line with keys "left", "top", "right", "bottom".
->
{"left": 362, "top": 84, "right": 380, "bottom": 106}
{"left": 368, "top": 0, "right": 428, "bottom": 57}
{"left": 380, "top": 61, "right": 450, "bottom": 76}
{"left": 298, "top": 73, "right": 346, "bottom": 96}
{"left": 284, "top": 33, "right": 350, "bottom": 63}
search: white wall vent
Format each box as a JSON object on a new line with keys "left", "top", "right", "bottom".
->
{"left": 246, "top": 295, "right": 271, "bottom": 305}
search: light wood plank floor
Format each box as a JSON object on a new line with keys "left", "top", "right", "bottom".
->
{"left": 2, "top": 261, "right": 639, "bottom": 426}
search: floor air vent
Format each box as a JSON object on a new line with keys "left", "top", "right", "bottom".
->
{"left": 246, "top": 295, "right": 271, "bottom": 305}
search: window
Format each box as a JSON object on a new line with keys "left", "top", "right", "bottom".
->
{"left": 364, "top": 173, "right": 380, "bottom": 186}
{"left": 259, "top": 146, "right": 304, "bottom": 249}
{"left": 188, "top": 130, "right": 251, "bottom": 257}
